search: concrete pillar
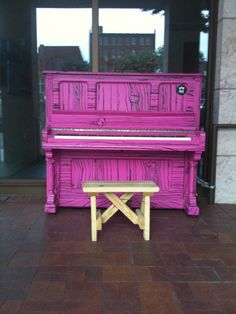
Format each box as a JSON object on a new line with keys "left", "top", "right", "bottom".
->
{"left": 163, "top": 0, "right": 201, "bottom": 72}
{"left": 214, "top": 0, "right": 236, "bottom": 203}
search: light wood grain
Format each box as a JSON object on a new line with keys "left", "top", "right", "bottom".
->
{"left": 83, "top": 180, "right": 159, "bottom": 193}
{"left": 135, "top": 209, "right": 144, "bottom": 230}
{"left": 91, "top": 195, "right": 97, "bottom": 241}
{"left": 97, "top": 209, "right": 102, "bottom": 231}
{"left": 102, "top": 192, "right": 134, "bottom": 223}
{"left": 104, "top": 192, "right": 138, "bottom": 225}
{"left": 143, "top": 195, "right": 150, "bottom": 240}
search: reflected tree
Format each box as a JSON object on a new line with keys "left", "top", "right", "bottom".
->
{"left": 142, "top": 8, "right": 209, "bottom": 33}
{"left": 114, "top": 50, "right": 162, "bottom": 73}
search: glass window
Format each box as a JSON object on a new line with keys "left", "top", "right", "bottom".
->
{"left": 117, "top": 37, "right": 122, "bottom": 46}
{"left": 99, "top": 36, "right": 103, "bottom": 45}
{"left": 0, "top": 5, "right": 92, "bottom": 179}
{"left": 103, "top": 37, "right": 108, "bottom": 46}
{"left": 145, "top": 37, "right": 151, "bottom": 45}
{"left": 131, "top": 37, "right": 136, "bottom": 45}
{"left": 98, "top": 7, "right": 164, "bottom": 72}
{"left": 140, "top": 37, "right": 144, "bottom": 46}
{"left": 111, "top": 37, "right": 116, "bottom": 45}
{"left": 0, "top": 0, "right": 211, "bottom": 181}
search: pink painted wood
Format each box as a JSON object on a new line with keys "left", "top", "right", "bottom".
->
{"left": 42, "top": 71, "right": 205, "bottom": 216}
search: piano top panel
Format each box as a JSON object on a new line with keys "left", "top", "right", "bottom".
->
{"left": 44, "top": 71, "right": 202, "bottom": 131}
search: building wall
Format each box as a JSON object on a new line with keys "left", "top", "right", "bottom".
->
{"left": 214, "top": 0, "right": 236, "bottom": 203}
{"left": 97, "top": 33, "right": 155, "bottom": 72}
{"left": 38, "top": 45, "right": 83, "bottom": 71}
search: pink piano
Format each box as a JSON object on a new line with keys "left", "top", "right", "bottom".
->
{"left": 42, "top": 71, "right": 205, "bottom": 215}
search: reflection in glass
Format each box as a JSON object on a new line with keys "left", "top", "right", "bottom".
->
{"left": 0, "top": 1, "right": 211, "bottom": 180}
{"left": 0, "top": 7, "right": 92, "bottom": 179}
{"left": 97, "top": 9, "right": 164, "bottom": 72}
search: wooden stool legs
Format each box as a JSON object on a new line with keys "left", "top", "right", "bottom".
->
{"left": 143, "top": 194, "right": 150, "bottom": 241}
{"left": 90, "top": 195, "right": 97, "bottom": 241}
{"left": 84, "top": 181, "right": 159, "bottom": 242}
{"left": 89, "top": 192, "right": 152, "bottom": 241}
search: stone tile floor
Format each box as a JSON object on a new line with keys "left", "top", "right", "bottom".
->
{"left": 0, "top": 195, "right": 236, "bottom": 313}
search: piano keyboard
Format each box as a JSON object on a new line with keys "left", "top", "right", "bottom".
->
{"left": 54, "top": 135, "right": 191, "bottom": 141}
{"left": 53, "top": 128, "right": 190, "bottom": 133}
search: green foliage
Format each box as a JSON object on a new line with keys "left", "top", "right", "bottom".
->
{"left": 142, "top": 8, "right": 164, "bottom": 15}
{"left": 114, "top": 50, "right": 161, "bottom": 73}
{"left": 62, "top": 60, "right": 90, "bottom": 71}
{"left": 113, "top": 47, "right": 205, "bottom": 73}
{"left": 200, "top": 12, "right": 209, "bottom": 33}
{"left": 142, "top": 8, "right": 209, "bottom": 33}
{"left": 199, "top": 51, "right": 206, "bottom": 62}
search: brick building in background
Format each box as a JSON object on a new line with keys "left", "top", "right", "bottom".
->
{"left": 37, "top": 45, "right": 85, "bottom": 156}
{"left": 90, "top": 27, "right": 156, "bottom": 72}
{"left": 38, "top": 45, "right": 85, "bottom": 101}
{"left": 38, "top": 45, "right": 84, "bottom": 72}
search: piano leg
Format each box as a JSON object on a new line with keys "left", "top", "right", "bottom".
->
{"left": 45, "top": 150, "right": 57, "bottom": 213}
{"left": 185, "top": 201, "right": 200, "bottom": 216}
{"left": 184, "top": 153, "right": 201, "bottom": 216}
{"left": 45, "top": 197, "right": 57, "bottom": 213}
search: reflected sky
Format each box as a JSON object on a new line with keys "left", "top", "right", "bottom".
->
{"left": 36, "top": 8, "right": 164, "bottom": 62}
{"left": 36, "top": 8, "right": 208, "bottom": 62}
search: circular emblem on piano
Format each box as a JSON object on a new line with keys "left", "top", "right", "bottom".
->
{"left": 176, "top": 85, "right": 187, "bottom": 95}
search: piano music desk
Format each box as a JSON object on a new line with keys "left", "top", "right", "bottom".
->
{"left": 83, "top": 181, "right": 159, "bottom": 241}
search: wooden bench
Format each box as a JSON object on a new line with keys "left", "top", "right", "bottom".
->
{"left": 83, "top": 181, "right": 159, "bottom": 241}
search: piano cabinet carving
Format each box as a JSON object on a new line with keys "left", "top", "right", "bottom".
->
{"left": 42, "top": 71, "right": 205, "bottom": 216}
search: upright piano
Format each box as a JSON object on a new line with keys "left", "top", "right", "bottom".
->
{"left": 42, "top": 71, "right": 205, "bottom": 215}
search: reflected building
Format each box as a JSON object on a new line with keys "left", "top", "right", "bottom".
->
{"left": 37, "top": 45, "right": 85, "bottom": 160}
{"left": 38, "top": 45, "right": 84, "bottom": 71}
{"left": 90, "top": 26, "right": 155, "bottom": 72}
{"left": 38, "top": 45, "right": 84, "bottom": 101}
